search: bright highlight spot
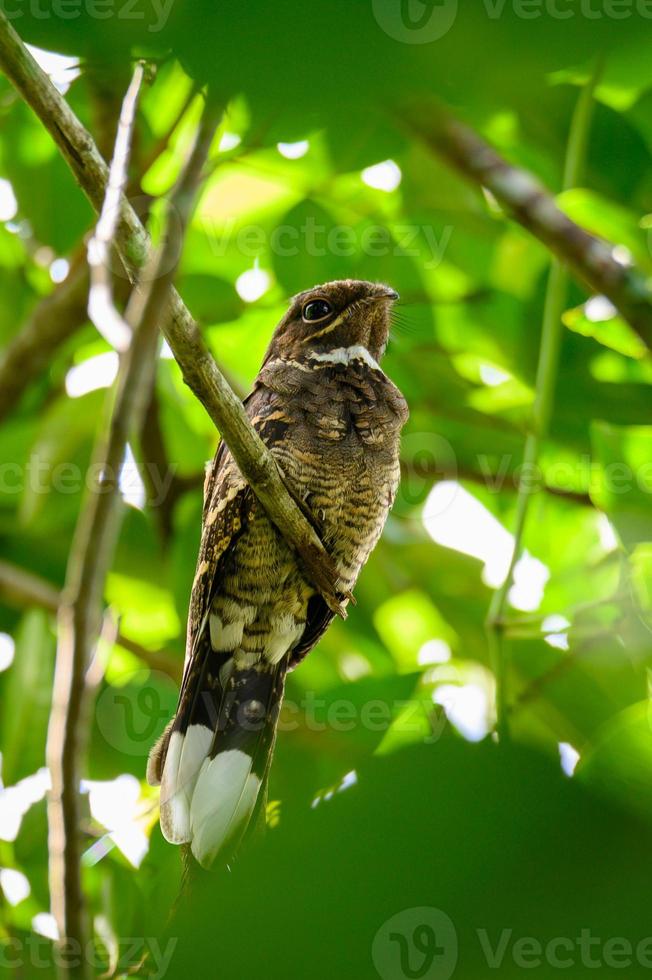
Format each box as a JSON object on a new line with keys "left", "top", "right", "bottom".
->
{"left": 559, "top": 742, "right": 580, "bottom": 777}
{"left": 82, "top": 774, "right": 149, "bottom": 868}
{"left": 418, "top": 639, "right": 452, "bottom": 666}
{"left": 542, "top": 614, "right": 570, "bottom": 633}
{"left": 337, "top": 770, "right": 358, "bottom": 793}
{"left": 312, "top": 770, "right": 358, "bottom": 809}
{"left": 65, "top": 352, "right": 119, "bottom": 399}
{"left": 612, "top": 245, "right": 633, "bottom": 267}
{"left": 219, "top": 132, "right": 241, "bottom": 152}
{"left": 236, "top": 264, "right": 271, "bottom": 303}
{"left": 585, "top": 295, "right": 617, "bottom": 322}
{"left": 120, "top": 444, "right": 146, "bottom": 511}
{"left": 339, "top": 652, "right": 372, "bottom": 681}
{"left": 424, "top": 482, "right": 512, "bottom": 587}
{"left": 0, "top": 868, "right": 30, "bottom": 906}
{"left": 598, "top": 514, "right": 618, "bottom": 552}
{"left": 0, "top": 179, "right": 18, "bottom": 222}
{"left": 479, "top": 363, "right": 510, "bottom": 387}
{"left": 0, "top": 769, "right": 51, "bottom": 842}
{"left": 542, "top": 614, "right": 571, "bottom": 651}
{"left": 26, "top": 46, "right": 80, "bottom": 94}
{"left": 160, "top": 339, "right": 175, "bottom": 360}
{"left": 433, "top": 683, "right": 491, "bottom": 742}
{"left": 277, "top": 140, "right": 309, "bottom": 159}
{"left": 50, "top": 258, "right": 69, "bottom": 283}
{"left": 0, "top": 633, "right": 14, "bottom": 672}
{"left": 361, "top": 159, "right": 402, "bottom": 192}
{"left": 32, "top": 913, "right": 59, "bottom": 940}
{"left": 423, "top": 482, "right": 549, "bottom": 612}
{"left": 509, "top": 553, "right": 550, "bottom": 613}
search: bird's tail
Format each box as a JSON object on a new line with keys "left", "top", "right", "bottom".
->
{"left": 148, "top": 649, "right": 288, "bottom": 869}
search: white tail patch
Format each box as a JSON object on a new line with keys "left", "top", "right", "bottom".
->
{"left": 159, "top": 726, "right": 213, "bottom": 844}
{"left": 189, "top": 749, "right": 261, "bottom": 868}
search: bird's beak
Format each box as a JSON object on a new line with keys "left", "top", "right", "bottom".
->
{"left": 376, "top": 286, "right": 399, "bottom": 301}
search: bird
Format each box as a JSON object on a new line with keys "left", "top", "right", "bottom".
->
{"left": 147, "top": 278, "right": 409, "bottom": 869}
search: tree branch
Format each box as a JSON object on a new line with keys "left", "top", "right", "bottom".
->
{"left": 402, "top": 101, "right": 652, "bottom": 351}
{"left": 45, "top": 65, "right": 150, "bottom": 979}
{"left": 0, "top": 559, "right": 182, "bottom": 681}
{"left": 0, "top": 14, "right": 348, "bottom": 618}
{"left": 0, "top": 250, "right": 127, "bottom": 422}
{"left": 87, "top": 64, "right": 145, "bottom": 352}
{"left": 399, "top": 459, "right": 593, "bottom": 508}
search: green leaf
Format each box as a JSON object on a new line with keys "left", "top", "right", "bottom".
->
{"left": 563, "top": 305, "right": 648, "bottom": 359}
{"left": 590, "top": 421, "right": 652, "bottom": 547}
{"left": 0, "top": 610, "right": 54, "bottom": 784}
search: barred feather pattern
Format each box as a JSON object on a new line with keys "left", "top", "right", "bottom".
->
{"left": 148, "top": 284, "right": 408, "bottom": 869}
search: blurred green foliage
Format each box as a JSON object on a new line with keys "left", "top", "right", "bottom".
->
{"left": 0, "top": 3, "right": 651, "bottom": 977}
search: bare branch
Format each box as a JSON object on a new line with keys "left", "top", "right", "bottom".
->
{"left": 0, "top": 15, "right": 347, "bottom": 617}
{"left": 399, "top": 459, "right": 592, "bottom": 508}
{"left": 45, "top": 66, "right": 150, "bottom": 978}
{"left": 402, "top": 104, "right": 652, "bottom": 350}
{"left": 0, "top": 251, "right": 117, "bottom": 422}
{"left": 87, "top": 62, "right": 145, "bottom": 351}
{"left": 0, "top": 558, "right": 61, "bottom": 611}
{"left": 0, "top": 558, "right": 182, "bottom": 681}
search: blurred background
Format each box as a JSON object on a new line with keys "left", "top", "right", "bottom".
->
{"left": 0, "top": 2, "right": 652, "bottom": 976}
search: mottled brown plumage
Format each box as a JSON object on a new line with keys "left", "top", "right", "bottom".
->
{"left": 148, "top": 279, "right": 408, "bottom": 867}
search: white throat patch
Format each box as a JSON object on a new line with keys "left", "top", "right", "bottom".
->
{"left": 309, "top": 345, "right": 382, "bottom": 371}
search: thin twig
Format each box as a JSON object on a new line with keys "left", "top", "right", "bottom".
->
{"left": 401, "top": 89, "right": 652, "bottom": 351}
{"left": 399, "top": 459, "right": 593, "bottom": 508}
{"left": 0, "top": 559, "right": 182, "bottom": 680}
{"left": 46, "top": 66, "right": 150, "bottom": 980}
{"left": 483, "top": 60, "right": 603, "bottom": 741}
{"left": 86, "top": 62, "right": 145, "bottom": 351}
{"left": 0, "top": 14, "right": 347, "bottom": 617}
{"left": 0, "top": 250, "right": 124, "bottom": 422}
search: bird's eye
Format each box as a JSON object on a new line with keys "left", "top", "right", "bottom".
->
{"left": 302, "top": 299, "right": 333, "bottom": 322}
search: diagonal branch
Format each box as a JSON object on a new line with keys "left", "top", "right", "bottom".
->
{"left": 402, "top": 102, "right": 652, "bottom": 351}
{"left": 0, "top": 249, "right": 127, "bottom": 422}
{"left": 0, "top": 13, "right": 347, "bottom": 618}
{"left": 0, "top": 558, "right": 182, "bottom": 681}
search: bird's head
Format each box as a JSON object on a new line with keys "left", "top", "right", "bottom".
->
{"left": 264, "top": 279, "right": 399, "bottom": 365}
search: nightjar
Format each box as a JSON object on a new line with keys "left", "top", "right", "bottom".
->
{"left": 148, "top": 279, "right": 408, "bottom": 868}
